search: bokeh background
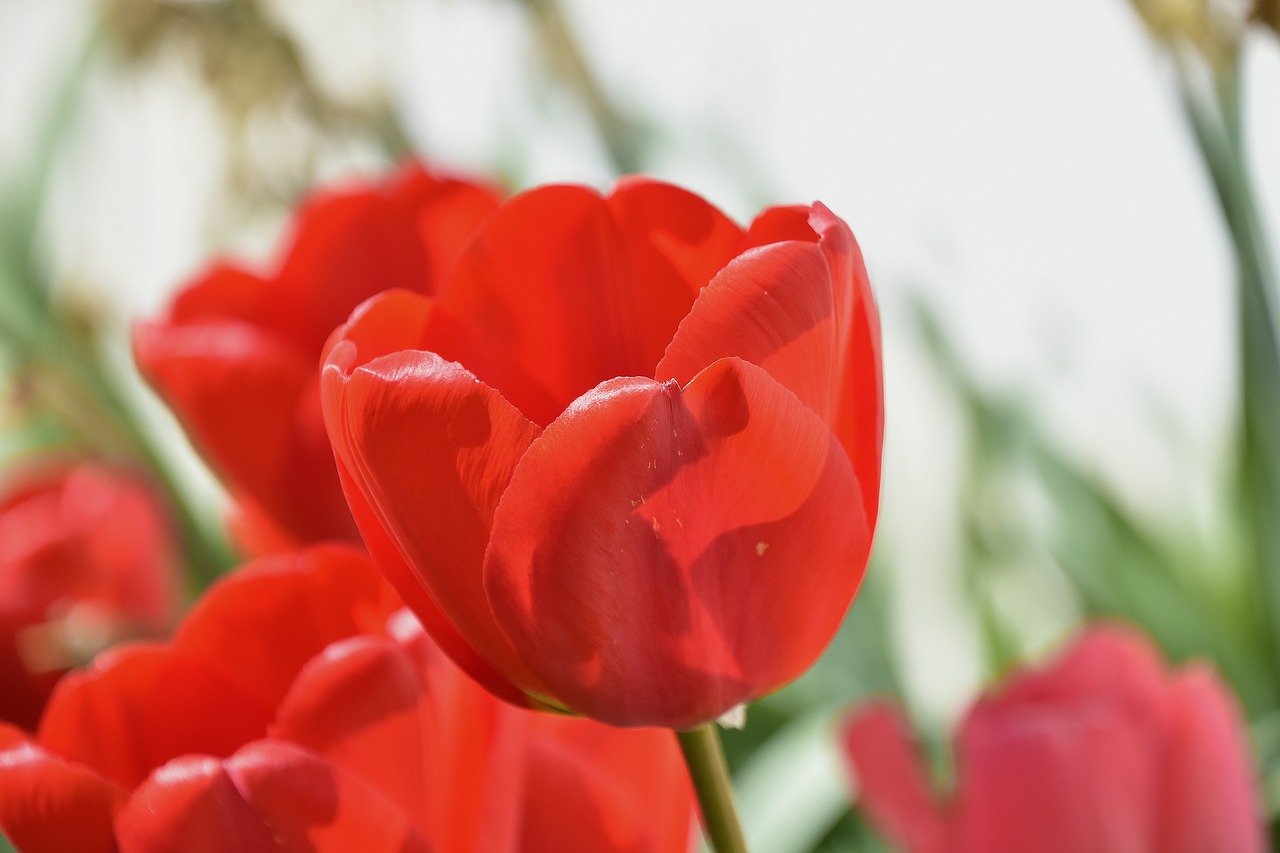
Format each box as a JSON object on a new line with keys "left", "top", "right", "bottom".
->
{"left": 3, "top": 1, "right": 1280, "bottom": 849}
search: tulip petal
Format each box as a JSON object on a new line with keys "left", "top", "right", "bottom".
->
{"left": 272, "top": 636, "right": 435, "bottom": 839}
{"left": 0, "top": 741, "right": 126, "bottom": 853}
{"left": 996, "top": 625, "right": 1170, "bottom": 734}
{"left": 1158, "top": 667, "right": 1265, "bottom": 853}
{"left": 323, "top": 292, "right": 546, "bottom": 698}
{"left": 133, "top": 318, "right": 357, "bottom": 545}
{"left": 522, "top": 717, "right": 694, "bottom": 853}
{"left": 37, "top": 645, "right": 274, "bottom": 789}
{"left": 485, "top": 357, "right": 869, "bottom": 727}
{"left": 956, "top": 686, "right": 1159, "bottom": 852}
{"left": 116, "top": 756, "right": 280, "bottom": 853}
{"left": 389, "top": 613, "right": 529, "bottom": 853}
{"left": 660, "top": 203, "right": 883, "bottom": 524}
{"left": 427, "top": 182, "right": 741, "bottom": 425}
{"left": 117, "top": 742, "right": 432, "bottom": 853}
{"left": 167, "top": 264, "right": 275, "bottom": 330}
{"left": 606, "top": 176, "right": 746, "bottom": 302}
{"left": 841, "top": 703, "right": 950, "bottom": 853}
{"left": 334, "top": 455, "right": 534, "bottom": 708}
{"left": 173, "top": 547, "right": 398, "bottom": 713}
{"left": 272, "top": 163, "right": 496, "bottom": 353}
{"left": 657, "top": 240, "right": 837, "bottom": 421}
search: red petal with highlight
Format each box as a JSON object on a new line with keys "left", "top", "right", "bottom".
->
{"left": 117, "top": 742, "right": 432, "bottom": 853}
{"left": 0, "top": 742, "right": 125, "bottom": 853}
{"left": 661, "top": 203, "right": 883, "bottom": 525}
{"left": 272, "top": 636, "right": 436, "bottom": 838}
{"left": 37, "top": 645, "right": 273, "bottom": 790}
{"left": 173, "top": 547, "right": 399, "bottom": 712}
{"left": 485, "top": 358, "right": 868, "bottom": 727}
{"left": 323, "top": 291, "right": 544, "bottom": 698}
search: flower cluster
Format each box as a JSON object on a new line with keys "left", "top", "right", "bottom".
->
{"left": 0, "top": 157, "right": 1265, "bottom": 852}
{"left": 1, "top": 161, "right": 883, "bottom": 851}
{"left": 0, "top": 547, "right": 692, "bottom": 851}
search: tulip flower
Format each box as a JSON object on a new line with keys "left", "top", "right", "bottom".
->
{"left": 0, "top": 462, "right": 181, "bottom": 731}
{"left": 321, "top": 177, "right": 883, "bottom": 730}
{"left": 842, "top": 625, "right": 1265, "bottom": 853}
{"left": 134, "top": 162, "right": 502, "bottom": 551}
{"left": 0, "top": 546, "right": 694, "bottom": 852}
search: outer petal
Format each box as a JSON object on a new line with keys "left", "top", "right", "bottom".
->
{"left": 334, "top": 455, "right": 533, "bottom": 707}
{"left": 272, "top": 636, "right": 437, "bottom": 840}
{"left": 137, "top": 162, "right": 500, "bottom": 549}
{"left": 809, "top": 205, "right": 883, "bottom": 527}
{"left": 0, "top": 741, "right": 126, "bottom": 853}
{"left": 954, "top": 672, "right": 1162, "bottom": 853}
{"left": 605, "top": 177, "right": 746, "bottom": 303}
{"left": 841, "top": 703, "right": 950, "bottom": 853}
{"left": 659, "top": 203, "right": 883, "bottom": 524}
{"left": 657, "top": 240, "right": 838, "bottom": 423}
{"left": 116, "top": 742, "right": 433, "bottom": 853}
{"left": 271, "top": 162, "right": 500, "bottom": 352}
{"left": 390, "top": 613, "right": 528, "bottom": 853}
{"left": 994, "top": 625, "right": 1170, "bottom": 733}
{"left": 172, "top": 546, "right": 399, "bottom": 712}
{"left": 1157, "top": 667, "right": 1265, "bottom": 853}
{"left": 37, "top": 644, "right": 274, "bottom": 790}
{"left": 520, "top": 717, "right": 694, "bottom": 853}
{"left": 426, "top": 181, "right": 743, "bottom": 425}
{"left": 167, "top": 264, "right": 275, "bottom": 331}
{"left": 322, "top": 291, "right": 545, "bottom": 700}
{"left": 484, "top": 357, "right": 869, "bottom": 727}
{"left": 133, "top": 317, "right": 357, "bottom": 545}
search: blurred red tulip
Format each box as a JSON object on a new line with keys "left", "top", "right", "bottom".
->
{"left": 321, "top": 177, "right": 883, "bottom": 728}
{"left": 0, "top": 547, "right": 694, "bottom": 852}
{"left": 0, "top": 463, "right": 181, "bottom": 731}
{"left": 134, "top": 162, "right": 502, "bottom": 551}
{"left": 841, "top": 625, "right": 1265, "bottom": 853}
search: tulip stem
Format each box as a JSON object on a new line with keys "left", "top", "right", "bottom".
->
{"left": 676, "top": 724, "right": 749, "bottom": 853}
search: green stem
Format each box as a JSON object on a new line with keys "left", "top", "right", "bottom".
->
{"left": 676, "top": 724, "right": 749, "bottom": 853}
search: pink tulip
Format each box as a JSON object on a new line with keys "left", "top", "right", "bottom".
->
{"left": 842, "top": 625, "right": 1265, "bottom": 853}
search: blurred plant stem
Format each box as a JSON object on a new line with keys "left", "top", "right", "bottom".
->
{"left": 0, "top": 16, "right": 234, "bottom": 591}
{"left": 517, "top": 0, "right": 646, "bottom": 174}
{"left": 677, "top": 724, "right": 750, "bottom": 853}
{"left": 1176, "top": 53, "right": 1280, "bottom": 678}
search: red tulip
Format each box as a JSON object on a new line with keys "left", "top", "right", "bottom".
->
{"left": 0, "top": 463, "right": 181, "bottom": 731}
{"left": 841, "top": 625, "right": 1265, "bottom": 853}
{"left": 0, "top": 547, "right": 695, "bottom": 852}
{"left": 134, "top": 162, "right": 502, "bottom": 551}
{"left": 321, "top": 177, "right": 883, "bottom": 728}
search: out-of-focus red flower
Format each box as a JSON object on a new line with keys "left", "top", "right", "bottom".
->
{"left": 0, "top": 462, "right": 181, "bottom": 732}
{"left": 841, "top": 625, "right": 1265, "bottom": 853}
{"left": 134, "top": 162, "right": 503, "bottom": 551}
{"left": 321, "top": 177, "right": 883, "bottom": 729}
{"left": 0, "top": 547, "right": 695, "bottom": 852}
